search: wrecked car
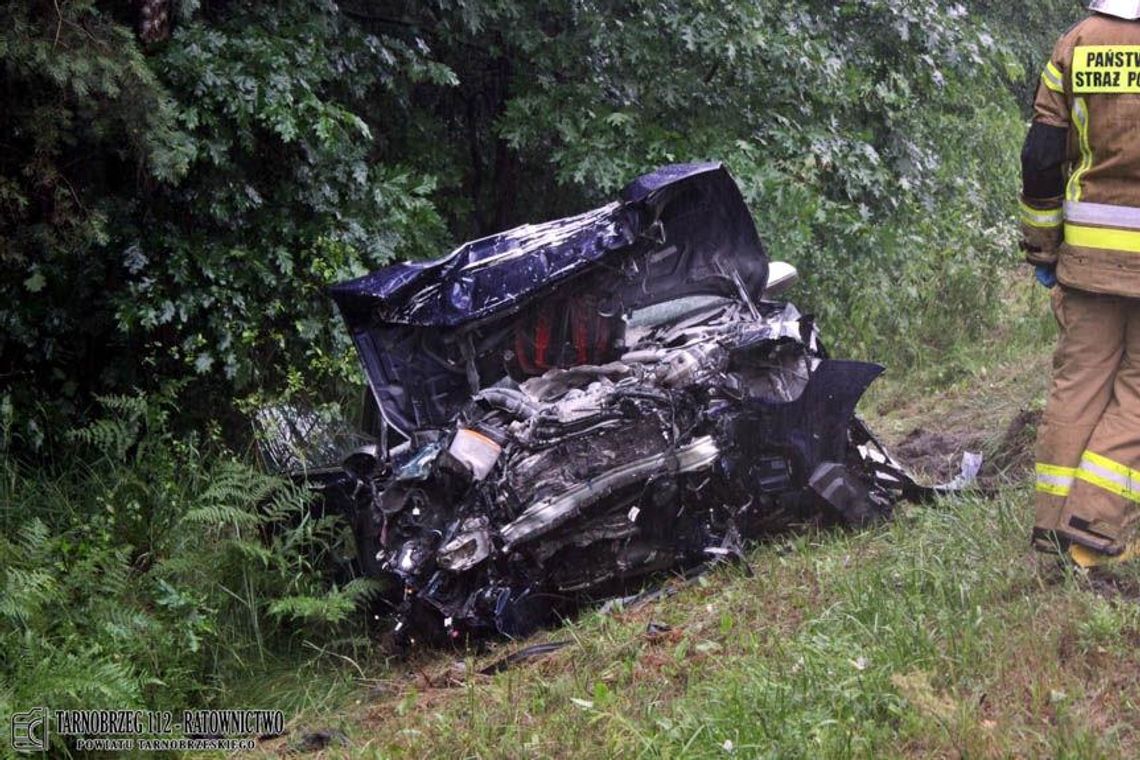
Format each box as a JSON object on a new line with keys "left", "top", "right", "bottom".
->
{"left": 284, "top": 163, "right": 953, "bottom": 645}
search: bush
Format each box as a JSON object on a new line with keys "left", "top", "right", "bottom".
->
{"left": 0, "top": 1, "right": 1080, "bottom": 435}
{"left": 0, "top": 393, "right": 375, "bottom": 749}
{"left": 0, "top": 0, "right": 449, "bottom": 436}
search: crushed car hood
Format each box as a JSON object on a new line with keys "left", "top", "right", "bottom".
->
{"left": 330, "top": 163, "right": 769, "bottom": 435}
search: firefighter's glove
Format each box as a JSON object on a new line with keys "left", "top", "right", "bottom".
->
{"left": 1035, "top": 263, "right": 1058, "bottom": 289}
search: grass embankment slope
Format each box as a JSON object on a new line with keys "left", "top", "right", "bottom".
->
{"left": 259, "top": 276, "right": 1140, "bottom": 759}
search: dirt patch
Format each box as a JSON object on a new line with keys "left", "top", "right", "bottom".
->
{"left": 891, "top": 407, "right": 1040, "bottom": 486}
{"left": 984, "top": 409, "right": 1040, "bottom": 478}
{"left": 1087, "top": 571, "right": 1140, "bottom": 604}
{"left": 894, "top": 427, "right": 985, "bottom": 482}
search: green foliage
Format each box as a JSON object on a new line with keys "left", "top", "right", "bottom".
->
{"left": 310, "top": 484, "right": 1140, "bottom": 757}
{"left": 0, "top": 0, "right": 448, "bottom": 433}
{"left": 967, "top": 0, "right": 1085, "bottom": 113}
{"left": 120, "top": 2, "right": 449, "bottom": 391}
{"left": 0, "top": 393, "right": 375, "bottom": 747}
{"left": 0, "top": 1, "right": 188, "bottom": 420}
{"left": 0, "top": 0, "right": 1082, "bottom": 432}
{"left": 426, "top": 0, "right": 1050, "bottom": 364}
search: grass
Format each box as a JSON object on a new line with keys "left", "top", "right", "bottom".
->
{"left": 242, "top": 274, "right": 1140, "bottom": 758}
{"left": 257, "top": 489, "right": 1140, "bottom": 758}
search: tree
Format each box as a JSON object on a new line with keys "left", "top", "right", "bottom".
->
{"left": 1, "top": 0, "right": 1073, "bottom": 441}
{"left": 1, "top": 0, "right": 450, "bottom": 438}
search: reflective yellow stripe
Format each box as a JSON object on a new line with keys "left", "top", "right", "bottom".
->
{"left": 1041, "top": 72, "right": 1064, "bottom": 93}
{"left": 1065, "top": 224, "right": 1140, "bottom": 253}
{"left": 1019, "top": 200, "right": 1063, "bottom": 229}
{"left": 1036, "top": 482, "right": 1072, "bottom": 497}
{"left": 1082, "top": 451, "right": 1137, "bottom": 480}
{"left": 1036, "top": 463, "right": 1075, "bottom": 497}
{"left": 1037, "top": 463, "right": 1076, "bottom": 478}
{"left": 1073, "top": 450, "right": 1140, "bottom": 504}
{"left": 1074, "top": 469, "right": 1140, "bottom": 504}
{"left": 1067, "top": 98, "right": 1093, "bottom": 202}
{"left": 1042, "top": 62, "right": 1065, "bottom": 93}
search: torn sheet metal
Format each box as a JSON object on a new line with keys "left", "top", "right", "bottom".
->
{"left": 329, "top": 163, "right": 769, "bottom": 435}
{"left": 311, "top": 163, "right": 973, "bottom": 646}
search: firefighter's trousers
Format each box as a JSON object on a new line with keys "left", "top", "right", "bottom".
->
{"left": 1035, "top": 286, "right": 1140, "bottom": 555}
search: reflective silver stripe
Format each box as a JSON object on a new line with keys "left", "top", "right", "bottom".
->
{"left": 1079, "top": 455, "right": 1132, "bottom": 490}
{"left": 1037, "top": 471, "right": 1074, "bottom": 489}
{"left": 1036, "top": 463, "right": 1075, "bottom": 496}
{"left": 1080, "top": 452, "right": 1140, "bottom": 489}
{"left": 1064, "top": 200, "right": 1140, "bottom": 231}
{"left": 1076, "top": 453, "right": 1140, "bottom": 504}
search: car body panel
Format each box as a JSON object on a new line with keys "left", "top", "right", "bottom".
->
{"left": 330, "top": 163, "right": 768, "bottom": 435}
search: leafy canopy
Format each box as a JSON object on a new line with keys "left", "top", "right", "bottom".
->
{"left": 0, "top": 0, "right": 1079, "bottom": 437}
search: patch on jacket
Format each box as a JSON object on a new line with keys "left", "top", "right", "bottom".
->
{"left": 1073, "top": 45, "right": 1140, "bottom": 92}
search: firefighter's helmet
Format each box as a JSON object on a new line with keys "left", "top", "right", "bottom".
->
{"left": 1089, "top": 0, "right": 1140, "bottom": 19}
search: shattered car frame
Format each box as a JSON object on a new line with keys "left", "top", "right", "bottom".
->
{"left": 310, "top": 163, "right": 948, "bottom": 645}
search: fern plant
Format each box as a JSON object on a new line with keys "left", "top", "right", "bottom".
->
{"left": 0, "top": 392, "right": 377, "bottom": 749}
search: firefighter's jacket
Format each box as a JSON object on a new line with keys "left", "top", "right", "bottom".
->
{"left": 1021, "top": 14, "right": 1140, "bottom": 297}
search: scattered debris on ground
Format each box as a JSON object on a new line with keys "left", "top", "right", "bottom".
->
{"left": 289, "top": 728, "right": 348, "bottom": 754}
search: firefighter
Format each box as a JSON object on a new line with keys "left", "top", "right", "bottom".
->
{"left": 1023, "top": 0, "right": 1140, "bottom": 568}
